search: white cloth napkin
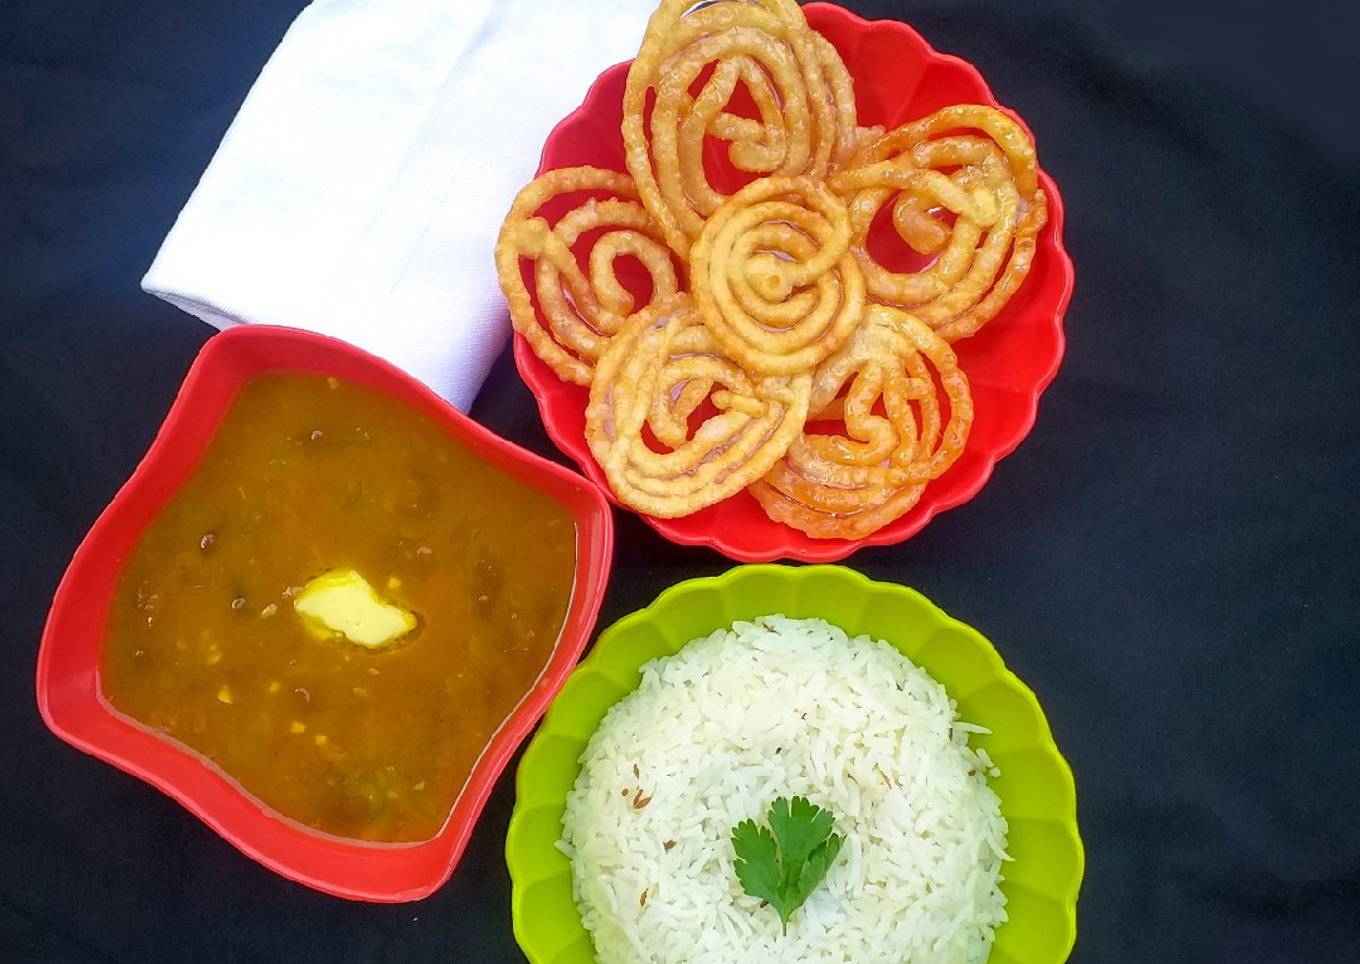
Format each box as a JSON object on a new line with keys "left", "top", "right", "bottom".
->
{"left": 143, "top": 0, "right": 657, "bottom": 411}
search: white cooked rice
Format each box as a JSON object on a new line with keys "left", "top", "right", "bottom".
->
{"left": 559, "top": 615, "right": 1009, "bottom": 964}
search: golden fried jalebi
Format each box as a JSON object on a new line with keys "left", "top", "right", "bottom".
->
{"left": 622, "top": 0, "right": 859, "bottom": 254}
{"left": 690, "top": 175, "right": 865, "bottom": 376}
{"left": 494, "top": 166, "right": 681, "bottom": 385}
{"left": 585, "top": 295, "right": 812, "bottom": 518}
{"left": 749, "top": 306, "right": 973, "bottom": 539}
{"left": 830, "top": 105, "right": 1048, "bottom": 342}
{"left": 494, "top": 3, "right": 1058, "bottom": 541}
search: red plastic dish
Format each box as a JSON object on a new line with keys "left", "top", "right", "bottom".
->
{"left": 35, "top": 325, "right": 614, "bottom": 902}
{"left": 512, "top": 2, "right": 1073, "bottom": 562}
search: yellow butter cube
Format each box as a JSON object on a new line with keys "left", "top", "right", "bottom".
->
{"left": 293, "top": 568, "right": 416, "bottom": 649}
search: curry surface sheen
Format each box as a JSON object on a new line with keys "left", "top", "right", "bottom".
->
{"left": 101, "top": 374, "right": 576, "bottom": 842}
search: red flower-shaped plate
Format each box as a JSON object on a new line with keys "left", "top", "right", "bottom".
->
{"left": 512, "top": 2, "right": 1072, "bottom": 562}
{"left": 35, "top": 325, "right": 614, "bottom": 902}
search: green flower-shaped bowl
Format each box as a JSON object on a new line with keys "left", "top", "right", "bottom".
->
{"left": 507, "top": 565, "right": 1084, "bottom": 962}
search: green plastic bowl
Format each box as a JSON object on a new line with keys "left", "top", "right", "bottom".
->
{"left": 507, "top": 566, "right": 1084, "bottom": 962}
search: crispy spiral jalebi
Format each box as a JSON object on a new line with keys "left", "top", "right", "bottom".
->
{"left": 622, "top": 0, "right": 860, "bottom": 254}
{"left": 749, "top": 306, "right": 973, "bottom": 539}
{"left": 691, "top": 175, "right": 866, "bottom": 376}
{"left": 495, "top": 3, "right": 1058, "bottom": 540}
{"left": 495, "top": 166, "right": 682, "bottom": 385}
{"left": 586, "top": 295, "right": 812, "bottom": 518}
{"left": 829, "top": 105, "right": 1048, "bottom": 342}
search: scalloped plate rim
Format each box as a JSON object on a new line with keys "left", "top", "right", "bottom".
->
{"left": 508, "top": 565, "right": 1084, "bottom": 962}
{"left": 514, "top": 2, "right": 1075, "bottom": 563}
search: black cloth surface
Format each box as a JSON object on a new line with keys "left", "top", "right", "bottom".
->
{"left": 2, "top": 1, "right": 1358, "bottom": 961}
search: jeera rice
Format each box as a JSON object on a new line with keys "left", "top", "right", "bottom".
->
{"left": 559, "top": 615, "right": 1009, "bottom": 964}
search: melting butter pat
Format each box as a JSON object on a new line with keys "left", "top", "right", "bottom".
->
{"left": 293, "top": 569, "right": 416, "bottom": 649}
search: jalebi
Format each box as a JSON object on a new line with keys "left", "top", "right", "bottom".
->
{"left": 586, "top": 295, "right": 811, "bottom": 517}
{"left": 750, "top": 306, "right": 972, "bottom": 538}
{"left": 622, "top": 0, "right": 859, "bottom": 254}
{"left": 495, "top": 167, "right": 681, "bottom": 384}
{"left": 691, "top": 175, "right": 865, "bottom": 375}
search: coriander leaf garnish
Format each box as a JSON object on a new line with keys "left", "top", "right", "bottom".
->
{"left": 731, "top": 819, "right": 782, "bottom": 909}
{"left": 769, "top": 796, "right": 835, "bottom": 868}
{"left": 731, "top": 796, "right": 844, "bottom": 934}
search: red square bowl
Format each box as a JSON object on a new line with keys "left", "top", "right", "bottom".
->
{"left": 35, "top": 325, "right": 614, "bottom": 902}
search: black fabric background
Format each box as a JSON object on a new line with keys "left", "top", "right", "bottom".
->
{"left": 2, "top": 1, "right": 1358, "bottom": 961}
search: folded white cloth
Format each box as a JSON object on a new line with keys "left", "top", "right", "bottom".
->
{"left": 143, "top": 0, "right": 657, "bottom": 410}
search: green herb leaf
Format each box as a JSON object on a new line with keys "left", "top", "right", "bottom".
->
{"left": 731, "top": 819, "right": 782, "bottom": 909}
{"left": 770, "top": 795, "right": 835, "bottom": 869}
{"left": 795, "top": 832, "right": 843, "bottom": 906}
{"left": 731, "top": 796, "right": 843, "bottom": 934}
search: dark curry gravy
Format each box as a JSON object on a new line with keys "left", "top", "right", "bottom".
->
{"left": 101, "top": 374, "right": 575, "bottom": 842}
